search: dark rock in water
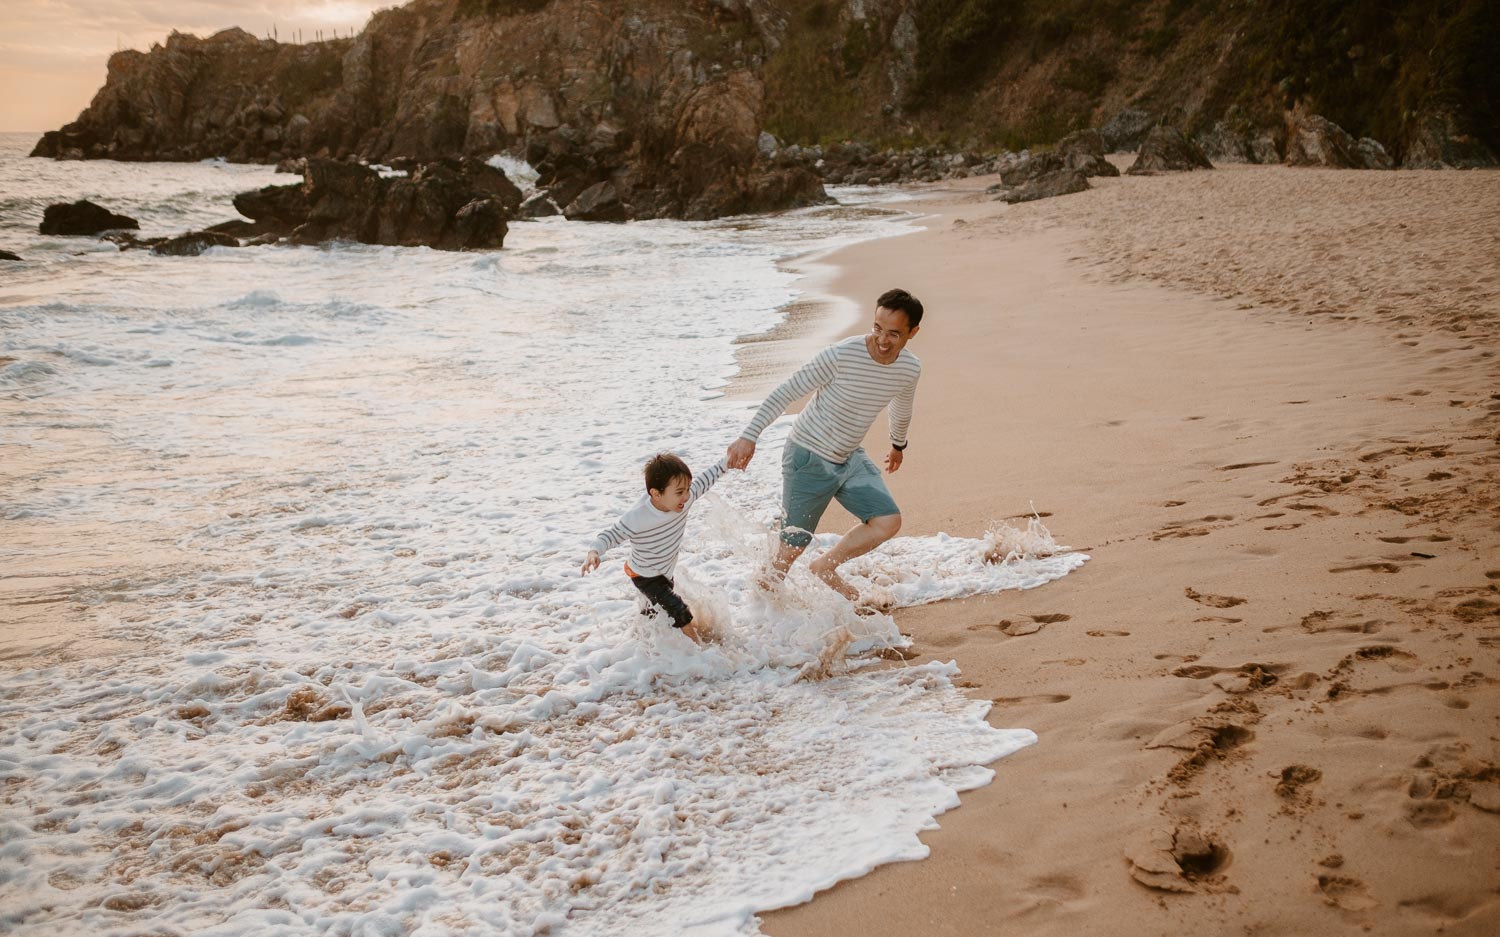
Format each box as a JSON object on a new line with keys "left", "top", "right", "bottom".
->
{"left": 0, "top": 249, "right": 21, "bottom": 261}
{"left": 275, "top": 157, "right": 305, "bottom": 174}
{"left": 40, "top": 200, "right": 140, "bottom": 236}
{"left": 996, "top": 168, "right": 1090, "bottom": 204}
{"left": 564, "top": 181, "right": 627, "bottom": 222}
{"left": 1127, "top": 127, "right": 1213, "bottom": 174}
{"left": 205, "top": 219, "right": 260, "bottom": 238}
{"left": 450, "top": 199, "right": 510, "bottom": 250}
{"left": 100, "top": 231, "right": 164, "bottom": 251}
{"left": 1055, "top": 129, "right": 1119, "bottom": 177}
{"left": 151, "top": 230, "right": 241, "bottom": 256}
{"left": 288, "top": 158, "right": 511, "bottom": 250}
{"left": 233, "top": 182, "right": 311, "bottom": 232}
{"left": 1101, "top": 108, "right": 1156, "bottom": 152}
{"left": 1354, "top": 137, "right": 1394, "bottom": 170}
{"left": 1284, "top": 111, "right": 1360, "bottom": 167}
{"left": 740, "top": 166, "right": 828, "bottom": 215}
{"left": 519, "top": 191, "right": 560, "bottom": 218}
{"left": 1402, "top": 111, "right": 1499, "bottom": 169}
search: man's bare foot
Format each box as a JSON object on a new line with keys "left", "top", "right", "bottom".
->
{"left": 808, "top": 557, "right": 859, "bottom": 602}
{"left": 754, "top": 565, "right": 786, "bottom": 592}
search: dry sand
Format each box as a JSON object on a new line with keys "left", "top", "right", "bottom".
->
{"left": 759, "top": 163, "right": 1500, "bottom": 935}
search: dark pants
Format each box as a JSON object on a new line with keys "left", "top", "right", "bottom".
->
{"left": 631, "top": 574, "right": 692, "bottom": 629}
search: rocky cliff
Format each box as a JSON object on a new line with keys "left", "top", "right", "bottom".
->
{"left": 33, "top": 0, "right": 1498, "bottom": 207}
{"left": 31, "top": 0, "right": 824, "bottom": 220}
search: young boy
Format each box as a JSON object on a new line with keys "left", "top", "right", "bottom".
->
{"left": 581, "top": 452, "right": 727, "bottom": 642}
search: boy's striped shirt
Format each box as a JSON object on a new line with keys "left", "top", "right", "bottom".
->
{"left": 589, "top": 459, "right": 726, "bottom": 578}
{"left": 740, "top": 336, "right": 920, "bottom": 463}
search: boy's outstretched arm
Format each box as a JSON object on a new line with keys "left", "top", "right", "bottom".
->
{"left": 689, "top": 457, "right": 729, "bottom": 500}
{"left": 583, "top": 518, "right": 630, "bottom": 575}
{"left": 728, "top": 345, "right": 838, "bottom": 469}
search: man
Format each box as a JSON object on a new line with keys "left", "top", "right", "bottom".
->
{"left": 727, "top": 287, "right": 923, "bottom": 603}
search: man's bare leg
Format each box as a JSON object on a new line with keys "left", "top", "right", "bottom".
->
{"left": 758, "top": 540, "right": 806, "bottom": 590}
{"left": 809, "top": 514, "right": 901, "bottom": 601}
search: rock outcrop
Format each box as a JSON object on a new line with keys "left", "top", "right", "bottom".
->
{"left": 239, "top": 157, "right": 513, "bottom": 249}
{"left": 0, "top": 250, "right": 21, "bottom": 261}
{"left": 28, "top": 4, "right": 826, "bottom": 221}
{"left": 1402, "top": 111, "right": 1499, "bottom": 169}
{"left": 1285, "top": 110, "right": 1395, "bottom": 170}
{"left": 1100, "top": 109, "right": 1156, "bottom": 152}
{"left": 1127, "top": 127, "right": 1214, "bottom": 175}
{"left": 39, "top": 200, "right": 140, "bottom": 236}
{"left": 997, "top": 169, "right": 1090, "bottom": 204}
{"left": 1055, "top": 129, "right": 1119, "bottom": 177}
{"left": 151, "top": 231, "right": 241, "bottom": 256}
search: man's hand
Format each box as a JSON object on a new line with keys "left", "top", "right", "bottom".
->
{"left": 581, "top": 550, "right": 600, "bottom": 575}
{"left": 727, "top": 438, "right": 756, "bottom": 470}
{"left": 884, "top": 447, "right": 904, "bottom": 473}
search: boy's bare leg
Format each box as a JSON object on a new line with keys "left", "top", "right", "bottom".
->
{"left": 681, "top": 620, "right": 707, "bottom": 643}
{"left": 808, "top": 514, "right": 901, "bottom": 601}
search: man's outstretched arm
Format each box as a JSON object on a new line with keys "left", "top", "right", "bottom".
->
{"left": 727, "top": 345, "right": 838, "bottom": 468}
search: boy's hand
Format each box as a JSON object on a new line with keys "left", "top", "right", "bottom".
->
{"left": 727, "top": 438, "right": 756, "bottom": 470}
{"left": 581, "top": 550, "right": 600, "bottom": 575}
{"left": 885, "top": 447, "right": 904, "bottom": 473}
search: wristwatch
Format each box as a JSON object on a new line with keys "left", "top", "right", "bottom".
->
{"left": 892, "top": 441, "right": 908, "bottom": 451}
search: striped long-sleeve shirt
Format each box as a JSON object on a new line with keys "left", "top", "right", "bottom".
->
{"left": 589, "top": 458, "right": 727, "bottom": 578}
{"left": 739, "top": 336, "right": 920, "bottom": 463}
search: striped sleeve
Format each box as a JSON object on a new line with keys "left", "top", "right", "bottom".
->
{"left": 589, "top": 517, "right": 632, "bottom": 556}
{"left": 690, "top": 458, "right": 728, "bottom": 499}
{"left": 888, "top": 364, "right": 920, "bottom": 447}
{"left": 739, "top": 344, "right": 840, "bottom": 443}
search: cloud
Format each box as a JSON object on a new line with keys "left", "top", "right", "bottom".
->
{"left": 1, "top": 0, "right": 388, "bottom": 130}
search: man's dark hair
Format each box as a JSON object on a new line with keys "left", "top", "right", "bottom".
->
{"left": 644, "top": 452, "right": 692, "bottom": 493}
{"left": 876, "top": 288, "right": 924, "bottom": 329}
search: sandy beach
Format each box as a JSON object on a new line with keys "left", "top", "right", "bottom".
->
{"left": 761, "top": 163, "right": 1500, "bottom": 935}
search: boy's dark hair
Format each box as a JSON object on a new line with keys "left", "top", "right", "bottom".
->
{"left": 876, "top": 288, "right": 924, "bottom": 329}
{"left": 644, "top": 452, "right": 691, "bottom": 493}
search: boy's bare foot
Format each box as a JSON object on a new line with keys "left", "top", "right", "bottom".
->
{"left": 681, "top": 621, "right": 707, "bottom": 644}
{"left": 808, "top": 557, "right": 859, "bottom": 602}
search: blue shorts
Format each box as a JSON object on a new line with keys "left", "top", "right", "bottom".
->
{"left": 779, "top": 442, "right": 900, "bottom": 548}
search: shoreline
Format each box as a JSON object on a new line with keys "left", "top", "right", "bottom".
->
{"left": 760, "top": 166, "right": 1500, "bottom": 935}
{"left": 726, "top": 195, "right": 931, "bottom": 402}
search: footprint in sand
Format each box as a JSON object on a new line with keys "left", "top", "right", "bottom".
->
{"left": 1031, "top": 613, "right": 1071, "bottom": 624}
{"left": 1329, "top": 562, "right": 1403, "bottom": 574}
{"left": 1378, "top": 534, "right": 1452, "bottom": 544}
{"left": 1318, "top": 875, "right": 1379, "bottom": 912}
{"left": 1296, "top": 611, "right": 1386, "bottom": 634}
{"left": 1217, "top": 461, "right": 1278, "bottom": 471}
{"left": 993, "top": 693, "right": 1071, "bottom": 705}
{"left": 1185, "top": 587, "right": 1247, "bottom": 608}
{"left": 1086, "top": 629, "right": 1130, "bottom": 637}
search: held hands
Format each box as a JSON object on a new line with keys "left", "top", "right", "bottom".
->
{"left": 884, "top": 447, "right": 904, "bottom": 473}
{"left": 727, "top": 438, "right": 756, "bottom": 470}
{"left": 580, "top": 550, "right": 600, "bottom": 575}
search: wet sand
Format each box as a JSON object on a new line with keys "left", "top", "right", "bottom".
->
{"left": 759, "top": 164, "right": 1500, "bottom": 935}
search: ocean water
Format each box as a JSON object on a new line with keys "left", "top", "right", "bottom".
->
{"left": 0, "top": 133, "right": 1087, "bottom": 935}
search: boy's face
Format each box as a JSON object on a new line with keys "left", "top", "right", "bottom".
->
{"left": 649, "top": 475, "right": 692, "bottom": 513}
{"left": 870, "top": 305, "right": 919, "bottom": 359}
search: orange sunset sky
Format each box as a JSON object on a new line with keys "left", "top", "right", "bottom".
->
{"left": 2, "top": 1, "right": 387, "bottom": 133}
